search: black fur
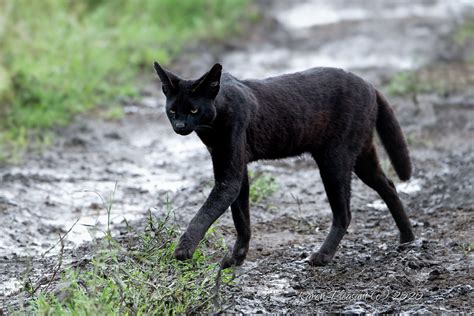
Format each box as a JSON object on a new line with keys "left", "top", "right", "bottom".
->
{"left": 154, "top": 62, "right": 415, "bottom": 268}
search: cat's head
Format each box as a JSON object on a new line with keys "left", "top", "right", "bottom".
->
{"left": 153, "top": 62, "right": 222, "bottom": 136}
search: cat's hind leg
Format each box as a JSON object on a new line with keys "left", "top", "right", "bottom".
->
{"left": 309, "top": 150, "right": 354, "bottom": 266}
{"left": 354, "top": 145, "right": 415, "bottom": 243}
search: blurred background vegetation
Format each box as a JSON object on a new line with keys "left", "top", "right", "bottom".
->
{"left": 0, "top": 0, "right": 250, "bottom": 160}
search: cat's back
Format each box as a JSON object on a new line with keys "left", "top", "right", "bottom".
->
{"left": 244, "top": 67, "right": 365, "bottom": 89}
{"left": 238, "top": 67, "right": 372, "bottom": 113}
{"left": 226, "top": 67, "right": 375, "bottom": 160}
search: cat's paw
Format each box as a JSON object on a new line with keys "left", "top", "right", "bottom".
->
{"left": 220, "top": 242, "right": 249, "bottom": 268}
{"left": 308, "top": 252, "right": 333, "bottom": 266}
{"left": 174, "top": 245, "right": 194, "bottom": 261}
{"left": 399, "top": 232, "right": 415, "bottom": 244}
{"left": 174, "top": 235, "right": 196, "bottom": 261}
{"left": 220, "top": 254, "right": 246, "bottom": 269}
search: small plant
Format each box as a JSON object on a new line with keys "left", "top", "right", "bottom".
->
{"left": 21, "top": 200, "right": 232, "bottom": 314}
{"left": 461, "top": 242, "right": 474, "bottom": 254}
{"left": 101, "top": 106, "right": 125, "bottom": 121}
{"left": 249, "top": 171, "right": 278, "bottom": 204}
{"left": 386, "top": 71, "right": 419, "bottom": 97}
{"left": 385, "top": 70, "right": 441, "bottom": 106}
{"left": 454, "top": 16, "right": 474, "bottom": 63}
{"left": 455, "top": 17, "right": 474, "bottom": 45}
{"left": 386, "top": 70, "right": 436, "bottom": 98}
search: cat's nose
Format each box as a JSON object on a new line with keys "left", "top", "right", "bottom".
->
{"left": 175, "top": 122, "right": 185, "bottom": 129}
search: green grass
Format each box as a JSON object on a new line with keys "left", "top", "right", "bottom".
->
{"left": 461, "top": 242, "right": 474, "bottom": 254}
{"left": 22, "top": 207, "right": 232, "bottom": 314}
{"left": 455, "top": 17, "right": 474, "bottom": 45}
{"left": 101, "top": 106, "right": 125, "bottom": 121}
{"left": 385, "top": 68, "right": 456, "bottom": 102}
{"left": 0, "top": 0, "right": 251, "bottom": 161}
{"left": 387, "top": 70, "right": 449, "bottom": 98}
{"left": 386, "top": 17, "right": 474, "bottom": 99}
{"left": 455, "top": 16, "right": 474, "bottom": 63}
{"left": 385, "top": 70, "right": 433, "bottom": 98}
{"left": 249, "top": 171, "right": 278, "bottom": 204}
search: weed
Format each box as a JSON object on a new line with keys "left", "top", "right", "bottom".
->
{"left": 385, "top": 68, "right": 454, "bottom": 105}
{"left": 101, "top": 106, "right": 125, "bottom": 121}
{"left": 21, "top": 199, "right": 232, "bottom": 314}
{"left": 455, "top": 17, "right": 474, "bottom": 45}
{"left": 461, "top": 242, "right": 474, "bottom": 254}
{"left": 386, "top": 70, "right": 433, "bottom": 98}
{"left": 386, "top": 16, "right": 474, "bottom": 100}
{"left": 455, "top": 16, "right": 474, "bottom": 63}
{"left": 249, "top": 171, "right": 278, "bottom": 204}
{"left": 386, "top": 71, "right": 417, "bottom": 97}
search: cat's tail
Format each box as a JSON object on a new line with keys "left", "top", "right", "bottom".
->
{"left": 375, "top": 89, "right": 412, "bottom": 181}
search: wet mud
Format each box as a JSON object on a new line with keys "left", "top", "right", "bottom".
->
{"left": 1, "top": 0, "right": 473, "bottom": 312}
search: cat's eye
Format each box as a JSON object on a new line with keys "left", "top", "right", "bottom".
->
{"left": 190, "top": 108, "right": 198, "bottom": 114}
{"left": 169, "top": 109, "right": 175, "bottom": 114}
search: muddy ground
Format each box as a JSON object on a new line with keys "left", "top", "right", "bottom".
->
{"left": 1, "top": 0, "right": 473, "bottom": 313}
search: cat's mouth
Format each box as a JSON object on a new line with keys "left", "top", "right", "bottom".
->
{"left": 174, "top": 128, "right": 193, "bottom": 136}
{"left": 195, "top": 125, "right": 213, "bottom": 131}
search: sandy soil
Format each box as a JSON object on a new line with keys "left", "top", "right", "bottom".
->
{"left": 1, "top": 0, "right": 473, "bottom": 313}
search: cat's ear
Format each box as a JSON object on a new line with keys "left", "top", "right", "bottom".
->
{"left": 192, "top": 63, "right": 222, "bottom": 98}
{"left": 153, "top": 61, "right": 181, "bottom": 95}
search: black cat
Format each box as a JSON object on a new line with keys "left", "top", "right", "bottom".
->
{"left": 153, "top": 61, "right": 415, "bottom": 268}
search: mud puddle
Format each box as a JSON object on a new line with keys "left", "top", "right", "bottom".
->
{"left": 1, "top": 0, "right": 474, "bottom": 312}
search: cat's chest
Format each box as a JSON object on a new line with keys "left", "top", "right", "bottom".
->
{"left": 195, "top": 130, "right": 215, "bottom": 149}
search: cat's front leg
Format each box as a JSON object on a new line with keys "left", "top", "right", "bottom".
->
{"left": 175, "top": 141, "right": 246, "bottom": 261}
{"left": 174, "top": 181, "right": 242, "bottom": 260}
{"left": 220, "top": 167, "right": 250, "bottom": 268}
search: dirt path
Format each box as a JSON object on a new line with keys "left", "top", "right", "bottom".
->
{"left": 1, "top": 0, "right": 473, "bottom": 312}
